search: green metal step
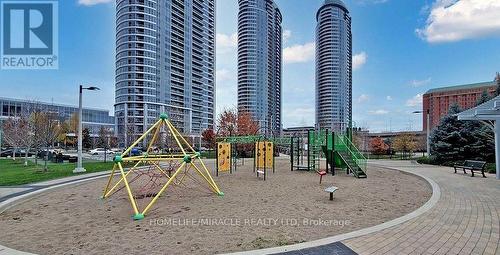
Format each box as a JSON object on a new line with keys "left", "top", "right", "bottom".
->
{"left": 337, "top": 151, "right": 367, "bottom": 179}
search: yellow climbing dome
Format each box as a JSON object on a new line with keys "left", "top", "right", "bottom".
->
{"left": 101, "top": 114, "right": 223, "bottom": 220}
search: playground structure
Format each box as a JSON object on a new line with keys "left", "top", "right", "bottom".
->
{"left": 101, "top": 113, "right": 223, "bottom": 220}
{"left": 218, "top": 135, "right": 283, "bottom": 180}
{"left": 254, "top": 141, "right": 275, "bottom": 180}
{"left": 216, "top": 137, "right": 276, "bottom": 180}
{"left": 290, "top": 129, "right": 367, "bottom": 178}
{"left": 216, "top": 142, "right": 235, "bottom": 175}
{"left": 218, "top": 129, "right": 367, "bottom": 179}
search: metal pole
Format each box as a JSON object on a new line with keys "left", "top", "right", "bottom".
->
{"left": 426, "top": 110, "right": 431, "bottom": 157}
{"left": 74, "top": 85, "right": 86, "bottom": 173}
{"left": 216, "top": 142, "right": 219, "bottom": 176}
{"left": 495, "top": 120, "right": 500, "bottom": 180}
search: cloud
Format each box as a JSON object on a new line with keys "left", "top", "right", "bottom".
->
{"left": 216, "top": 33, "right": 238, "bottom": 115}
{"left": 386, "top": 96, "right": 393, "bottom": 101}
{"left": 77, "top": 0, "right": 112, "bottom": 6}
{"left": 410, "top": 77, "right": 432, "bottom": 87}
{"left": 357, "top": 94, "right": 370, "bottom": 103}
{"left": 406, "top": 94, "right": 423, "bottom": 107}
{"left": 283, "top": 107, "right": 315, "bottom": 127}
{"left": 368, "top": 109, "right": 389, "bottom": 115}
{"left": 355, "top": 0, "right": 389, "bottom": 4}
{"left": 283, "top": 30, "right": 292, "bottom": 43}
{"left": 215, "top": 68, "right": 237, "bottom": 116}
{"left": 353, "top": 52, "right": 367, "bottom": 70}
{"left": 216, "top": 69, "right": 235, "bottom": 83}
{"left": 283, "top": 42, "right": 315, "bottom": 64}
{"left": 216, "top": 33, "right": 238, "bottom": 54}
{"left": 416, "top": 0, "right": 500, "bottom": 43}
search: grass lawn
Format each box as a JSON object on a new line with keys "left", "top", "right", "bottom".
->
{"left": 0, "top": 158, "right": 114, "bottom": 186}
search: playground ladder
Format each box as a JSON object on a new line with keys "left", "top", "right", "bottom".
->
{"left": 334, "top": 135, "right": 367, "bottom": 178}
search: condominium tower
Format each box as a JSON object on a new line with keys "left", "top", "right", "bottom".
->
{"left": 115, "top": 0, "right": 216, "bottom": 145}
{"left": 315, "top": 0, "right": 352, "bottom": 131}
{"left": 237, "top": 0, "right": 283, "bottom": 135}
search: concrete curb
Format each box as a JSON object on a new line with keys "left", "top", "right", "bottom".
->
{"left": 0, "top": 162, "right": 440, "bottom": 255}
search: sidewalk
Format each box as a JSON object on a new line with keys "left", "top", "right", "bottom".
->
{"left": 343, "top": 160, "right": 499, "bottom": 255}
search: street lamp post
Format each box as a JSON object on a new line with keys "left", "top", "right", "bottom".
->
{"left": 73, "top": 85, "right": 100, "bottom": 173}
{"left": 413, "top": 110, "right": 431, "bottom": 157}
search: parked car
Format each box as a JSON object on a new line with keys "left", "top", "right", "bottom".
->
{"left": 111, "top": 148, "right": 122, "bottom": 153}
{"left": 19, "top": 149, "right": 36, "bottom": 157}
{"left": 0, "top": 149, "right": 14, "bottom": 157}
{"left": 89, "top": 148, "right": 114, "bottom": 155}
{"left": 130, "top": 147, "right": 143, "bottom": 156}
{"left": 1, "top": 149, "right": 36, "bottom": 157}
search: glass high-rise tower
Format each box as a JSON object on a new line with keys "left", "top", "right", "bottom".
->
{"left": 237, "top": 0, "right": 282, "bottom": 135}
{"left": 115, "top": 0, "right": 216, "bottom": 146}
{"left": 315, "top": 0, "right": 352, "bottom": 132}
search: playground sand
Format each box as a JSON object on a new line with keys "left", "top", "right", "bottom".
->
{"left": 0, "top": 159, "right": 431, "bottom": 255}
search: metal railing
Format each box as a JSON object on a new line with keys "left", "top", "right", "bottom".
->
{"left": 334, "top": 134, "right": 367, "bottom": 176}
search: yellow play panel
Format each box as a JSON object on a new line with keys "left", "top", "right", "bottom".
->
{"left": 217, "top": 142, "right": 231, "bottom": 172}
{"left": 101, "top": 113, "right": 223, "bottom": 220}
{"left": 256, "top": 141, "right": 273, "bottom": 168}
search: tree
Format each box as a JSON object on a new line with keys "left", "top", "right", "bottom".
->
{"left": 61, "top": 113, "right": 79, "bottom": 148}
{"left": 237, "top": 111, "right": 259, "bottom": 135}
{"left": 216, "top": 107, "right": 260, "bottom": 157}
{"left": 2, "top": 117, "right": 29, "bottom": 160}
{"left": 370, "top": 137, "right": 388, "bottom": 155}
{"left": 495, "top": 72, "right": 500, "bottom": 97}
{"left": 35, "top": 112, "right": 61, "bottom": 171}
{"left": 392, "top": 133, "right": 417, "bottom": 159}
{"left": 430, "top": 104, "right": 494, "bottom": 165}
{"left": 477, "top": 89, "right": 490, "bottom": 106}
{"left": 125, "top": 124, "right": 136, "bottom": 148}
{"left": 430, "top": 104, "right": 467, "bottom": 164}
{"left": 68, "top": 112, "right": 79, "bottom": 134}
{"left": 216, "top": 108, "right": 260, "bottom": 136}
{"left": 57, "top": 121, "right": 71, "bottom": 148}
{"left": 82, "top": 128, "right": 91, "bottom": 150}
{"left": 201, "top": 128, "right": 216, "bottom": 149}
{"left": 217, "top": 108, "right": 238, "bottom": 136}
{"left": 415, "top": 134, "right": 427, "bottom": 153}
{"left": 20, "top": 114, "right": 36, "bottom": 166}
{"left": 97, "top": 126, "right": 112, "bottom": 148}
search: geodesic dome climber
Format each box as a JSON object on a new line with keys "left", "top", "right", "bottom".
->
{"left": 101, "top": 113, "right": 223, "bottom": 220}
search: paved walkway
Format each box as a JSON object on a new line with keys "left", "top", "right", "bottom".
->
{"left": 344, "top": 160, "right": 499, "bottom": 255}
{"left": 0, "top": 160, "right": 498, "bottom": 255}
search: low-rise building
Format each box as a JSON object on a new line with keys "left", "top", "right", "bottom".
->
{"left": 423, "top": 81, "right": 497, "bottom": 130}
{"left": 282, "top": 126, "right": 315, "bottom": 138}
{"left": 0, "top": 97, "right": 115, "bottom": 135}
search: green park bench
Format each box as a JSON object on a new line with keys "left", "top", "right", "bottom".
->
{"left": 454, "top": 160, "right": 487, "bottom": 178}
